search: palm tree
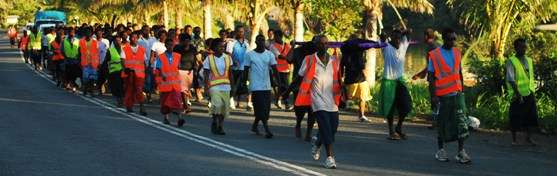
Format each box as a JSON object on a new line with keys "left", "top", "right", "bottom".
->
{"left": 447, "top": 0, "right": 557, "bottom": 59}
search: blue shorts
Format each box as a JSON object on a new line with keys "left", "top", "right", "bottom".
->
{"left": 82, "top": 66, "right": 98, "bottom": 83}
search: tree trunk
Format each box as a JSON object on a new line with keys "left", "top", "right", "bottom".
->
{"left": 248, "top": 0, "right": 261, "bottom": 49}
{"left": 163, "top": 0, "right": 169, "bottom": 27}
{"left": 362, "top": 0, "right": 382, "bottom": 87}
{"left": 203, "top": 0, "right": 213, "bottom": 39}
{"left": 176, "top": 7, "right": 184, "bottom": 29}
{"left": 225, "top": 9, "right": 235, "bottom": 30}
{"left": 294, "top": 2, "right": 304, "bottom": 42}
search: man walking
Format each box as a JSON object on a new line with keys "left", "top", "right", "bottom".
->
{"left": 340, "top": 33, "right": 380, "bottom": 122}
{"left": 269, "top": 30, "right": 292, "bottom": 110}
{"left": 79, "top": 27, "right": 100, "bottom": 96}
{"left": 28, "top": 27, "right": 43, "bottom": 70}
{"left": 226, "top": 25, "right": 251, "bottom": 110}
{"left": 379, "top": 29, "right": 413, "bottom": 140}
{"left": 298, "top": 35, "right": 343, "bottom": 169}
{"left": 107, "top": 34, "right": 125, "bottom": 107}
{"left": 429, "top": 28, "right": 471, "bottom": 164}
{"left": 204, "top": 38, "right": 233, "bottom": 135}
{"left": 157, "top": 39, "right": 185, "bottom": 127}
{"left": 63, "top": 27, "right": 81, "bottom": 92}
{"left": 121, "top": 33, "right": 148, "bottom": 116}
{"left": 245, "top": 34, "right": 280, "bottom": 138}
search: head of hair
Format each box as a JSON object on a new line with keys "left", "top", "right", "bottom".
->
{"left": 273, "top": 30, "right": 283, "bottom": 38}
{"left": 234, "top": 25, "right": 244, "bottom": 31}
{"left": 425, "top": 28, "right": 435, "bottom": 39}
{"left": 442, "top": 28, "right": 455, "bottom": 39}
{"left": 179, "top": 33, "right": 191, "bottom": 42}
{"left": 514, "top": 38, "right": 526, "bottom": 47}
{"left": 157, "top": 29, "right": 168, "bottom": 38}
{"left": 210, "top": 38, "right": 224, "bottom": 51}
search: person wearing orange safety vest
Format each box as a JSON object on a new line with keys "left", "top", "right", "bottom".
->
{"left": 298, "top": 35, "right": 342, "bottom": 169}
{"left": 505, "top": 38, "right": 539, "bottom": 146}
{"left": 79, "top": 27, "right": 100, "bottom": 96}
{"left": 156, "top": 39, "right": 185, "bottom": 127}
{"left": 19, "top": 30, "right": 30, "bottom": 63}
{"left": 269, "top": 30, "right": 292, "bottom": 110}
{"left": 8, "top": 25, "right": 18, "bottom": 48}
{"left": 121, "top": 32, "right": 148, "bottom": 116}
{"left": 50, "top": 31, "right": 65, "bottom": 87}
{"left": 428, "top": 28, "right": 471, "bottom": 164}
{"left": 204, "top": 38, "right": 233, "bottom": 135}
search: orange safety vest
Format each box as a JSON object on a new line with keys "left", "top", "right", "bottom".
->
{"left": 208, "top": 54, "right": 232, "bottom": 87}
{"left": 79, "top": 38, "right": 100, "bottom": 69}
{"left": 122, "top": 44, "right": 146, "bottom": 78}
{"left": 8, "top": 28, "right": 17, "bottom": 38}
{"left": 294, "top": 53, "right": 342, "bottom": 106}
{"left": 273, "top": 42, "right": 291, "bottom": 73}
{"left": 51, "top": 41, "right": 64, "bottom": 61}
{"left": 158, "top": 52, "right": 182, "bottom": 92}
{"left": 19, "top": 36, "right": 29, "bottom": 50}
{"left": 429, "top": 47, "right": 463, "bottom": 96}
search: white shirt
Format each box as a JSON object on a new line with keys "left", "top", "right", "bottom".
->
{"left": 151, "top": 41, "right": 167, "bottom": 55}
{"left": 381, "top": 36, "right": 410, "bottom": 80}
{"left": 298, "top": 53, "right": 339, "bottom": 112}
{"left": 244, "top": 50, "right": 277, "bottom": 91}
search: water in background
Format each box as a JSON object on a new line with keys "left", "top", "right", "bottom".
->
{"left": 376, "top": 44, "right": 428, "bottom": 77}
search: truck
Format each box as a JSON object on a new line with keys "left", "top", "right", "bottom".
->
{"left": 34, "top": 10, "right": 66, "bottom": 33}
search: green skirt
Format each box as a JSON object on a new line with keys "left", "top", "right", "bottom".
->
{"left": 437, "top": 93, "right": 470, "bottom": 142}
{"left": 378, "top": 78, "right": 409, "bottom": 117}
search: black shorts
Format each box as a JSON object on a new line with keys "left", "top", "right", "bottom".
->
{"left": 252, "top": 90, "right": 271, "bottom": 121}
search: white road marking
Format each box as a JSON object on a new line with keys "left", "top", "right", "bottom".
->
{"left": 14, "top": 51, "right": 326, "bottom": 176}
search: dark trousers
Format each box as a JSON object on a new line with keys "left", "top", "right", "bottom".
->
{"left": 231, "top": 70, "right": 247, "bottom": 97}
{"left": 509, "top": 94, "right": 539, "bottom": 132}
{"left": 65, "top": 60, "right": 82, "bottom": 87}
{"left": 252, "top": 91, "right": 272, "bottom": 132}
{"left": 277, "top": 72, "right": 290, "bottom": 103}
{"left": 97, "top": 61, "right": 109, "bottom": 89}
{"left": 315, "top": 111, "right": 339, "bottom": 146}
{"left": 108, "top": 71, "right": 124, "bottom": 98}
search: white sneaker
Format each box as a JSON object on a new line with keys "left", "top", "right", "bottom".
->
{"left": 247, "top": 102, "right": 254, "bottom": 111}
{"left": 455, "top": 149, "right": 472, "bottom": 164}
{"left": 311, "top": 136, "right": 321, "bottom": 161}
{"left": 435, "top": 149, "right": 449, "bottom": 162}
{"left": 324, "top": 156, "right": 337, "bottom": 169}
{"left": 359, "top": 116, "right": 370, "bottom": 122}
{"left": 229, "top": 98, "right": 236, "bottom": 110}
{"left": 277, "top": 101, "right": 284, "bottom": 109}
{"left": 186, "top": 100, "right": 192, "bottom": 106}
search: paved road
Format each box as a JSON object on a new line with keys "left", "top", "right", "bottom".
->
{"left": 0, "top": 33, "right": 556, "bottom": 176}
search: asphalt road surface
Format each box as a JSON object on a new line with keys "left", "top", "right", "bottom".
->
{"left": 0, "top": 32, "right": 556, "bottom": 176}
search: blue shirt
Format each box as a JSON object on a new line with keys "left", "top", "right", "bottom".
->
{"left": 155, "top": 52, "right": 174, "bottom": 69}
{"left": 227, "top": 39, "right": 249, "bottom": 70}
{"left": 427, "top": 47, "right": 458, "bottom": 72}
